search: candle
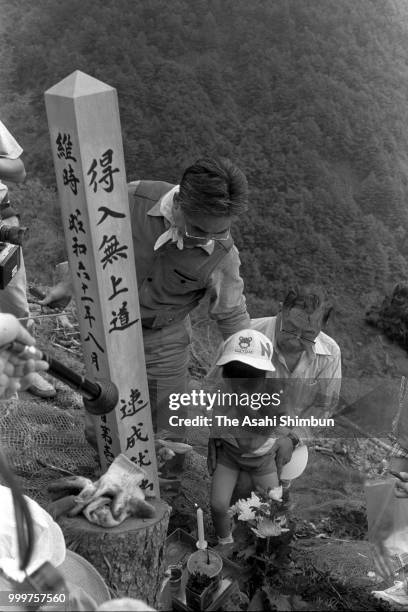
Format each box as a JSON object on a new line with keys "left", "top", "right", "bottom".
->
{"left": 196, "top": 506, "right": 207, "bottom": 550}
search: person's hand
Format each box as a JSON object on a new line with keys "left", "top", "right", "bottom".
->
{"left": 207, "top": 438, "right": 220, "bottom": 476}
{"left": 0, "top": 313, "right": 49, "bottom": 397}
{"left": 38, "top": 281, "right": 72, "bottom": 310}
{"left": 155, "top": 438, "right": 192, "bottom": 476}
{"left": 275, "top": 437, "right": 294, "bottom": 477}
{"left": 394, "top": 471, "right": 408, "bottom": 498}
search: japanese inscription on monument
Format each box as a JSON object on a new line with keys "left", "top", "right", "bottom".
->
{"left": 45, "top": 71, "right": 158, "bottom": 494}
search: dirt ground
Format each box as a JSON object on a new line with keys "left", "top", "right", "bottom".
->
{"left": 1, "top": 299, "right": 401, "bottom": 611}
{"left": 2, "top": 387, "right": 396, "bottom": 610}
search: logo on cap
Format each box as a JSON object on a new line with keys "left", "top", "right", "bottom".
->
{"left": 237, "top": 336, "right": 253, "bottom": 353}
{"left": 260, "top": 341, "right": 272, "bottom": 359}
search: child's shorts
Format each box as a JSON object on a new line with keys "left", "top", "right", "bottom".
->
{"left": 217, "top": 441, "right": 277, "bottom": 476}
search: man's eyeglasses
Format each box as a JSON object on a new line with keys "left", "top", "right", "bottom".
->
{"left": 184, "top": 224, "right": 231, "bottom": 241}
{"left": 279, "top": 316, "right": 316, "bottom": 344}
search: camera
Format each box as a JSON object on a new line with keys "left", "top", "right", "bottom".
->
{"left": 0, "top": 223, "right": 28, "bottom": 246}
{"left": 0, "top": 222, "right": 27, "bottom": 289}
{"left": 0, "top": 242, "right": 20, "bottom": 289}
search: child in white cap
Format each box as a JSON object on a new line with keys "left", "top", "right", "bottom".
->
{"left": 209, "top": 329, "right": 306, "bottom": 549}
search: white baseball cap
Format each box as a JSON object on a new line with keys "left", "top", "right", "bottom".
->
{"left": 216, "top": 329, "right": 275, "bottom": 371}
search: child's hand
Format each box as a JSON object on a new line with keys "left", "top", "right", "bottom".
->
{"left": 275, "top": 437, "right": 293, "bottom": 477}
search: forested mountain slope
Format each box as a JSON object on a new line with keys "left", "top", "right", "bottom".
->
{"left": 2, "top": 0, "right": 408, "bottom": 381}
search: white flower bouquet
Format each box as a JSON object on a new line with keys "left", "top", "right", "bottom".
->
{"left": 228, "top": 486, "right": 290, "bottom": 541}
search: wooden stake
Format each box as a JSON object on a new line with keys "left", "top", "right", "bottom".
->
{"left": 45, "top": 70, "right": 159, "bottom": 496}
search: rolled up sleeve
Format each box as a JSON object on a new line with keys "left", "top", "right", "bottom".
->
{"left": 207, "top": 245, "right": 250, "bottom": 339}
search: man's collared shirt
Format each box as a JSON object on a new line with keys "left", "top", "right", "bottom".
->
{"left": 150, "top": 185, "right": 214, "bottom": 254}
{"left": 251, "top": 315, "right": 342, "bottom": 418}
{"left": 127, "top": 180, "right": 250, "bottom": 338}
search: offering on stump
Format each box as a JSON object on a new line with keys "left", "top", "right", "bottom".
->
{"left": 187, "top": 549, "right": 223, "bottom": 579}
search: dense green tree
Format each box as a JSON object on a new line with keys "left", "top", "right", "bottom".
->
{"left": 1, "top": 0, "right": 408, "bottom": 369}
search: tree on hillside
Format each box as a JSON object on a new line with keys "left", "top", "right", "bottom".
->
{"left": 2, "top": 0, "right": 408, "bottom": 315}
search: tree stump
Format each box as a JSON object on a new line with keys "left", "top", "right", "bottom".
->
{"left": 59, "top": 498, "right": 170, "bottom": 608}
